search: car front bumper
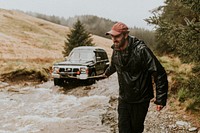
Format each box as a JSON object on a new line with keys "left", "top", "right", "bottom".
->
{"left": 52, "top": 73, "right": 88, "bottom": 80}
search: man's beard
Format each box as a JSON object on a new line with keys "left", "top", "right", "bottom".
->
{"left": 114, "top": 36, "right": 126, "bottom": 49}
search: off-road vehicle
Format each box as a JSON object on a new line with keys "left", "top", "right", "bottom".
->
{"left": 52, "top": 46, "right": 109, "bottom": 86}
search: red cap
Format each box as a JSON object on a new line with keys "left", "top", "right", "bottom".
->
{"left": 106, "top": 22, "right": 129, "bottom": 36}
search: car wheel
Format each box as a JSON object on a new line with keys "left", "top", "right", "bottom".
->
{"left": 54, "top": 78, "right": 64, "bottom": 86}
{"left": 87, "top": 72, "right": 96, "bottom": 85}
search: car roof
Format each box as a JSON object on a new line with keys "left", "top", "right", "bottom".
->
{"left": 73, "top": 46, "right": 106, "bottom": 52}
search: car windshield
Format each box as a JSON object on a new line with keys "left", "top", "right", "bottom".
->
{"left": 68, "top": 49, "right": 95, "bottom": 62}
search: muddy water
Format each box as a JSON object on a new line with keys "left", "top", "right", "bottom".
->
{"left": 0, "top": 73, "right": 199, "bottom": 133}
{"left": 0, "top": 85, "right": 111, "bottom": 132}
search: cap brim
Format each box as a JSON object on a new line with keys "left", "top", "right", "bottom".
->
{"left": 105, "top": 30, "right": 121, "bottom": 36}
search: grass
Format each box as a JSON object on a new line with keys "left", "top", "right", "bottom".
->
{"left": 158, "top": 55, "right": 193, "bottom": 93}
{"left": 178, "top": 88, "right": 188, "bottom": 102}
{"left": 158, "top": 55, "right": 200, "bottom": 127}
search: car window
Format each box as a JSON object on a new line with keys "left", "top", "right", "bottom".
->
{"left": 68, "top": 49, "right": 95, "bottom": 61}
{"left": 97, "top": 52, "right": 108, "bottom": 60}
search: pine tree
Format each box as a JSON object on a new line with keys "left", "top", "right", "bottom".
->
{"left": 146, "top": 0, "right": 200, "bottom": 62}
{"left": 146, "top": 0, "right": 200, "bottom": 110}
{"left": 62, "top": 20, "right": 95, "bottom": 57}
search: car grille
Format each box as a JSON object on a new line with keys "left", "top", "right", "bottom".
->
{"left": 59, "top": 68, "right": 66, "bottom": 72}
{"left": 59, "top": 68, "right": 79, "bottom": 76}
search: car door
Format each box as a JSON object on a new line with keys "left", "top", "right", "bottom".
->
{"left": 96, "top": 51, "right": 109, "bottom": 75}
{"left": 101, "top": 51, "right": 109, "bottom": 71}
{"left": 94, "top": 52, "right": 102, "bottom": 75}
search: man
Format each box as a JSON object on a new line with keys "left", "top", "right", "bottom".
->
{"left": 104, "top": 22, "right": 168, "bottom": 133}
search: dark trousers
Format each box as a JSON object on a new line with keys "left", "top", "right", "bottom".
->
{"left": 118, "top": 100, "right": 150, "bottom": 133}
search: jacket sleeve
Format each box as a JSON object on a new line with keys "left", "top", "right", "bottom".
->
{"left": 105, "top": 51, "right": 116, "bottom": 77}
{"left": 142, "top": 46, "right": 168, "bottom": 106}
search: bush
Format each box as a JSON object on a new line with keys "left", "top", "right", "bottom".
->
{"left": 177, "top": 72, "right": 200, "bottom": 110}
{"left": 178, "top": 88, "right": 188, "bottom": 102}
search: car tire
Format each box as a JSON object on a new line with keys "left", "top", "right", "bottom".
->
{"left": 54, "top": 78, "right": 64, "bottom": 86}
{"left": 87, "top": 72, "right": 96, "bottom": 85}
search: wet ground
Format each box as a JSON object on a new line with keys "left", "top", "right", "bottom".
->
{"left": 0, "top": 73, "right": 199, "bottom": 133}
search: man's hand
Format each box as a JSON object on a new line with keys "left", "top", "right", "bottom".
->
{"left": 156, "top": 105, "right": 164, "bottom": 111}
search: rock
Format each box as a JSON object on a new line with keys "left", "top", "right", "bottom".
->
{"left": 51, "top": 86, "right": 64, "bottom": 93}
{"left": 7, "top": 88, "right": 20, "bottom": 92}
{"left": 0, "top": 81, "right": 9, "bottom": 88}
{"left": 168, "top": 124, "right": 177, "bottom": 129}
{"left": 176, "top": 121, "right": 189, "bottom": 127}
{"left": 188, "top": 127, "right": 197, "bottom": 132}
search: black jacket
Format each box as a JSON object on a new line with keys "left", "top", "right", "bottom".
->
{"left": 105, "top": 36, "right": 168, "bottom": 106}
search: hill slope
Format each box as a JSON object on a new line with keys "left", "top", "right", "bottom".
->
{"left": 0, "top": 9, "right": 112, "bottom": 60}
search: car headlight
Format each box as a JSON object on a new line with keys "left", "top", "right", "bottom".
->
{"left": 53, "top": 67, "right": 60, "bottom": 73}
{"left": 80, "top": 67, "right": 88, "bottom": 74}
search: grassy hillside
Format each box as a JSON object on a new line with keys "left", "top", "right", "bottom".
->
{"left": 0, "top": 9, "right": 66, "bottom": 59}
{"left": 0, "top": 9, "right": 113, "bottom": 59}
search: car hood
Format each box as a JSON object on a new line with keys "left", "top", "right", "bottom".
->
{"left": 54, "top": 60, "right": 94, "bottom": 66}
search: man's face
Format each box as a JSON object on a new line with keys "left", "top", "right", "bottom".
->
{"left": 111, "top": 33, "right": 127, "bottom": 49}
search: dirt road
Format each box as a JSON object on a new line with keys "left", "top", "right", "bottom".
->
{"left": 0, "top": 74, "right": 199, "bottom": 133}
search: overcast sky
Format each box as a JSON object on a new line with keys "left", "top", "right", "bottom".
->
{"left": 0, "top": 0, "right": 164, "bottom": 30}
